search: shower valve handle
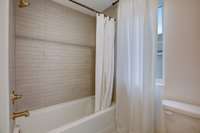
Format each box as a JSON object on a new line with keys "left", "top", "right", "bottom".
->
{"left": 11, "top": 90, "right": 23, "bottom": 104}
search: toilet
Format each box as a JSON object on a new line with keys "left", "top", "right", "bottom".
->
{"left": 163, "top": 100, "right": 200, "bottom": 133}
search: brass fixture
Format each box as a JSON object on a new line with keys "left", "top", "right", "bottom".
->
{"left": 19, "top": 0, "right": 30, "bottom": 8}
{"left": 11, "top": 90, "right": 23, "bottom": 104}
{"left": 12, "top": 110, "right": 30, "bottom": 120}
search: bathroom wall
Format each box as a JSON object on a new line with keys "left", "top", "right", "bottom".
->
{"left": 15, "top": 0, "right": 96, "bottom": 111}
{"left": 9, "top": 0, "right": 16, "bottom": 96}
{"left": 9, "top": 0, "right": 16, "bottom": 131}
{"left": 164, "top": 0, "right": 200, "bottom": 106}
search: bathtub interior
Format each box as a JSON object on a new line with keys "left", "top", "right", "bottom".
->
{"left": 15, "top": 96, "right": 95, "bottom": 133}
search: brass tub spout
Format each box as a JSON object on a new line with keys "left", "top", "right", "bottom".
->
{"left": 12, "top": 110, "right": 30, "bottom": 120}
{"left": 19, "top": 0, "right": 30, "bottom": 8}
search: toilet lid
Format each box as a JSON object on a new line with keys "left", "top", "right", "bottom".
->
{"left": 162, "top": 100, "right": 200, "bottom": 119}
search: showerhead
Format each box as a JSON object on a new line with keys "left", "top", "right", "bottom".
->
{"left": 19, "top": 0, "right": 30, "bottom": 8}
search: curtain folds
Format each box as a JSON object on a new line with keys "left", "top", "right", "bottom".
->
{"left": 95, "top": 14, "right": 115, "bottom": 112}
{"left": 116, "top": 0, "right": 158, "bottom": 133}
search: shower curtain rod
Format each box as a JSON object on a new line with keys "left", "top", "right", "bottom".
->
{"left": 112, "top": 0, "right": 119, "bottom": 6}
{"left": 69, "top": 0, "right": 118, "bottom": 20}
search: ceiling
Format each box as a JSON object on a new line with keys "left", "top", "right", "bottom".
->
{"left": 52, "top": 0, "right": 114, "bottom": 16}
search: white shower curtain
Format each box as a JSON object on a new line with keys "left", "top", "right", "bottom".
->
{"left": 95, "top": 14, "right": 115, "bottom": 112}
{"left": 116, "top": 0, "right": 158, "bottom": 133}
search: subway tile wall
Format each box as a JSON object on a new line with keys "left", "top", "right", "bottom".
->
{"left": 15, "top": 0, "right": 96, "bottom": 111}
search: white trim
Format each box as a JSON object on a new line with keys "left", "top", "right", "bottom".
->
{"left": 0, "top": 0, "right": 11, "bottom": 133}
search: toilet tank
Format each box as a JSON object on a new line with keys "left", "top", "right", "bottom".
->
{"left": 163, "top": 100, "right": 200, "bottom": 133}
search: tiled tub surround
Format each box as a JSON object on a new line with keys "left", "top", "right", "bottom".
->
{"left": 15, "top": 0, "right": 96, "bottom": 111}
{"left": 16, "top": 38, "right": 95, "bottom": 111}
{"left": 16, "top": 0, "right": 96, "bottom": 46}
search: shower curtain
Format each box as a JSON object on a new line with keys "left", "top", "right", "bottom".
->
{"left": 95, "top": 14, "right": 115, "bottom": 112}
{"left": 116, "top": 0, "right": 158, "bottom": 133}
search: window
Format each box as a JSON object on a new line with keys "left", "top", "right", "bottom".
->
{"left": 156, "top": 0, "right": 164, "bottom": 83}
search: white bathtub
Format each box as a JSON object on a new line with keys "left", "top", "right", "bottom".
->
{"left": 15, "top": 96, "right": 116, "bottom": 133}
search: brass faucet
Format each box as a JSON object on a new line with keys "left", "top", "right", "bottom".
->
{"left": 10, "top": 90, "right": 30, "bottom": 120}
{"left": 12, "top": 110, "right": 30, "bottom": 120}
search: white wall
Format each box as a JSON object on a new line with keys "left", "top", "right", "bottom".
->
{"left": 164, "top": 0, "right": 200, "bottom": 106}
{"left": 0, "top": 0, "right": 11, "bottom": 132}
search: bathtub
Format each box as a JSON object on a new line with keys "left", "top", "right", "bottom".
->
{"left": 14, "top": 96, "right": 116, "bottom": 133}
